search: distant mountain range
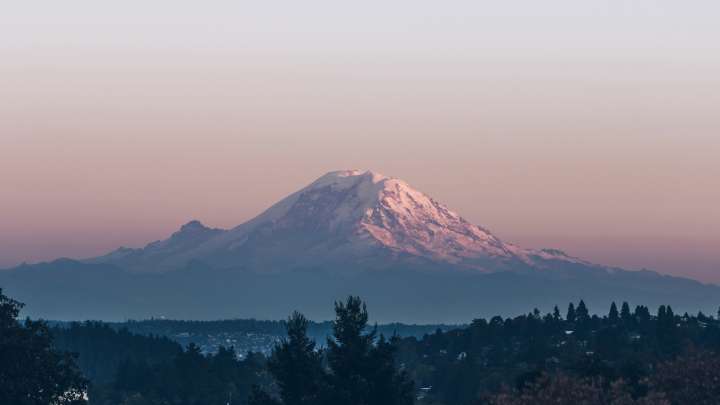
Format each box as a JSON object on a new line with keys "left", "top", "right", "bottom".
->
{"left": 2, "top": 170, "right": 718, "bottom": 323}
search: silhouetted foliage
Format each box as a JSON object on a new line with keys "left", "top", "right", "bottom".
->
{"left": 252, "top": 296, "right": 414, "bottom": 405}
{"left": 395, "top": 300, "right": 720, "bottom": 404}
{"left": 0, "top": 289, "right": 87, "bottom": 405}
{"left": 89, "top": 343, "right": 267, "bottom": 405}
{"left": 324, "top": 296, "right": 414, "bottom": 405}
{"left": 647, "top": 350, "right": 720, "bottom": 405}
{"left": 484, "top": 373, "right": 668, "bottom": 405}
{"left": 29, "top": 293, "right": 720, "bottom": 405}
{"left": 608, "top": 302, "right": 619, "bottom": 323}
{"left": 265, "top": 312, "right": 325, "bottom": 405}
{"left": 52, "top": 321, "right": 181, "bottom": 384}
{"left": 566, "top": 303, "right": 576, "bottom": 323}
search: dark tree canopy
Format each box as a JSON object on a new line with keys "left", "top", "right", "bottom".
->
{"left": 266, "top": 311, "right": 325, "bottom": 405}
{"left": 576, "top": 300, "right": 590, "bottom": 323}
{"left": 620, "top": 302, "right": 632, "bottom": 323}
{"left": 252, "top": 296, "right": 414, "bottom": 405}
{"left": 325, "top": 296, "right": 414, "bottom": 405}
{"left": 608, "top": 302, "right": 619, "bottom": 323}
{"left": 7, "top": 288, "right": 720, "bottom": 405}
{"left": 566, "top": 303, "right": 576, "bottom": 323}
{"left": 485, "top": 373, "right": 668, "bottom": 405}
{"left": 0, "top": 289, "right": 87, "bottom": 405}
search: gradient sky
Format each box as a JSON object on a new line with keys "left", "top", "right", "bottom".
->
{"left": 1, "top": 1, "right": 719, "bottom": 282}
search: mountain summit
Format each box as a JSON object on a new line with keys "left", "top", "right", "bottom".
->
{"left": 3, "top": 170, "right": 719, "bottom": 322}
{"left": 94, "top": 170, "right": 581, "bottom": 274}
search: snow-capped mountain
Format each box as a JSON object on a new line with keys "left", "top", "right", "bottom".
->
{"left": 93, "top": 170, "right": 587, "bottom": 274}
{"left": 3, "top": 170, "right": 719, "bottom": 323}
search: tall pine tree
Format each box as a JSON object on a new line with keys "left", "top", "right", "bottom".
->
{"left": 254, "top": 311, "right": 324, "bottom": 405}
{"left": 620, "top": 302, "right": 632, "bottom": 323}
{"left": 325, "top": 296, "right": 414, "bottom": 405}
{"left": 553, "top": 306, "right": 561, "bottom": 321}
{"left": 252, "top": 297, "right": 413, "bottom": 405}
{"left": 608, "top": 302, "right": 619, "bottom": 323}
{"left": 566, "top": 303, "right": 577, "bottom": 323}
{"left": 576, "top": 300, "right": 590, "bottom": 323}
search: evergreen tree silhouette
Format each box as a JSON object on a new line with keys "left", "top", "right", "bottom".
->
{"left": 608, "top": 302, "right": 620, "bottom": 323}
{"left": 325, "top": 296, "right": 414, "bottom": 405}
{"left": 0, "top": 289, "right": 87, "bottom": 405}
{"left": 553, "top": 306, "right": 561, "bottom": 321}
{"left": 620, "top": 302, "right": 632, "bottom": 323}
{"left": 257, "top": 311, "right": 325, "bottom": 405}
{"left": 566, "top": 303, "right": 577, "bottom": 324}
{"left": 576, "top": 300, "right": 590, "bottom": 323}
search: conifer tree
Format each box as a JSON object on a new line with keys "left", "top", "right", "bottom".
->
{"left": 666, "top": 305, "right": 675, "bottom": 320}
{"left": 251, "top": 297, "right": 413, "bottom": 405}
{"left": 263, "top": 311, "right": 325, "bottom": 405}
{"left": 325, "top": 296, "right": 414, "bottom": 405}
{"left": 566, "top": 303, "right": 577, "bottom": 323}
{"left": 609, "top": 302, "right": 619, "bottom": 323}
{"left": 325, "top": 296, "right": 376, "bottom": 405}
{"left": 620, "top": 302, "right": 632, "bottom": 323}
{"left": 576, "top": 300, "right": 590, "bottom": 323}
{"left": 553, "top": 306, "right": 561, "bottom": 321}
{"left": 364, "top": 335, "right": 414, "bottom": 405}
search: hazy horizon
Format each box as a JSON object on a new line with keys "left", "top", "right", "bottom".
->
{"left": 1, "top": 1, "right": 719, "bottom": 283}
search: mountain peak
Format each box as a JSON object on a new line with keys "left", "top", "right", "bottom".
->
{"left": 308, "top": 169, "right": 390, "bottom": 190}
{"left": 268, "top": 169, "right": 515, "bottom": 268}
{"left": 323, "top": 169, "right": 368, "bottom": 178}
{"left": 180, "top": 220, "right": 209, "bottom": 232}
{"left": 170, "top": 220, "right": 224, "bottom": 241}
{"left": 89, "top": 170, "right": 585, "bottom": 274}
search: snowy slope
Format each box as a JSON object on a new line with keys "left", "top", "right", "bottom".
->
{"left": 91, "top": 170, "right": 592, "bottom": 273}
{"left": 9, "top": 170, "right": 720, "bottom": 322}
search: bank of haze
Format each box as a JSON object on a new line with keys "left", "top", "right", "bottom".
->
{"left": 2, "top": 170, "right": 718, "bottom": 323}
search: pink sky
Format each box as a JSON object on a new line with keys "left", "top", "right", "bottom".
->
{"left": 1, "top": 1, "right": 719, "bottom": 282}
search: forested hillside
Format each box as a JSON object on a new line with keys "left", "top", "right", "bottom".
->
{"left": 396, "top": 301, "right": 720, "bottom": 404}
{"left": 6, "top": 290, "right": 714, "bottom": 404}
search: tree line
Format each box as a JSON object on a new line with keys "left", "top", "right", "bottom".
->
{"left": 394, "top": 300, "right": 720, "bottom": 404}
{"left": 3, "top": 287, "right": 720, "bottom": 404}
{"left": 1, "top": 289, "right": 413, "bottom": 405}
